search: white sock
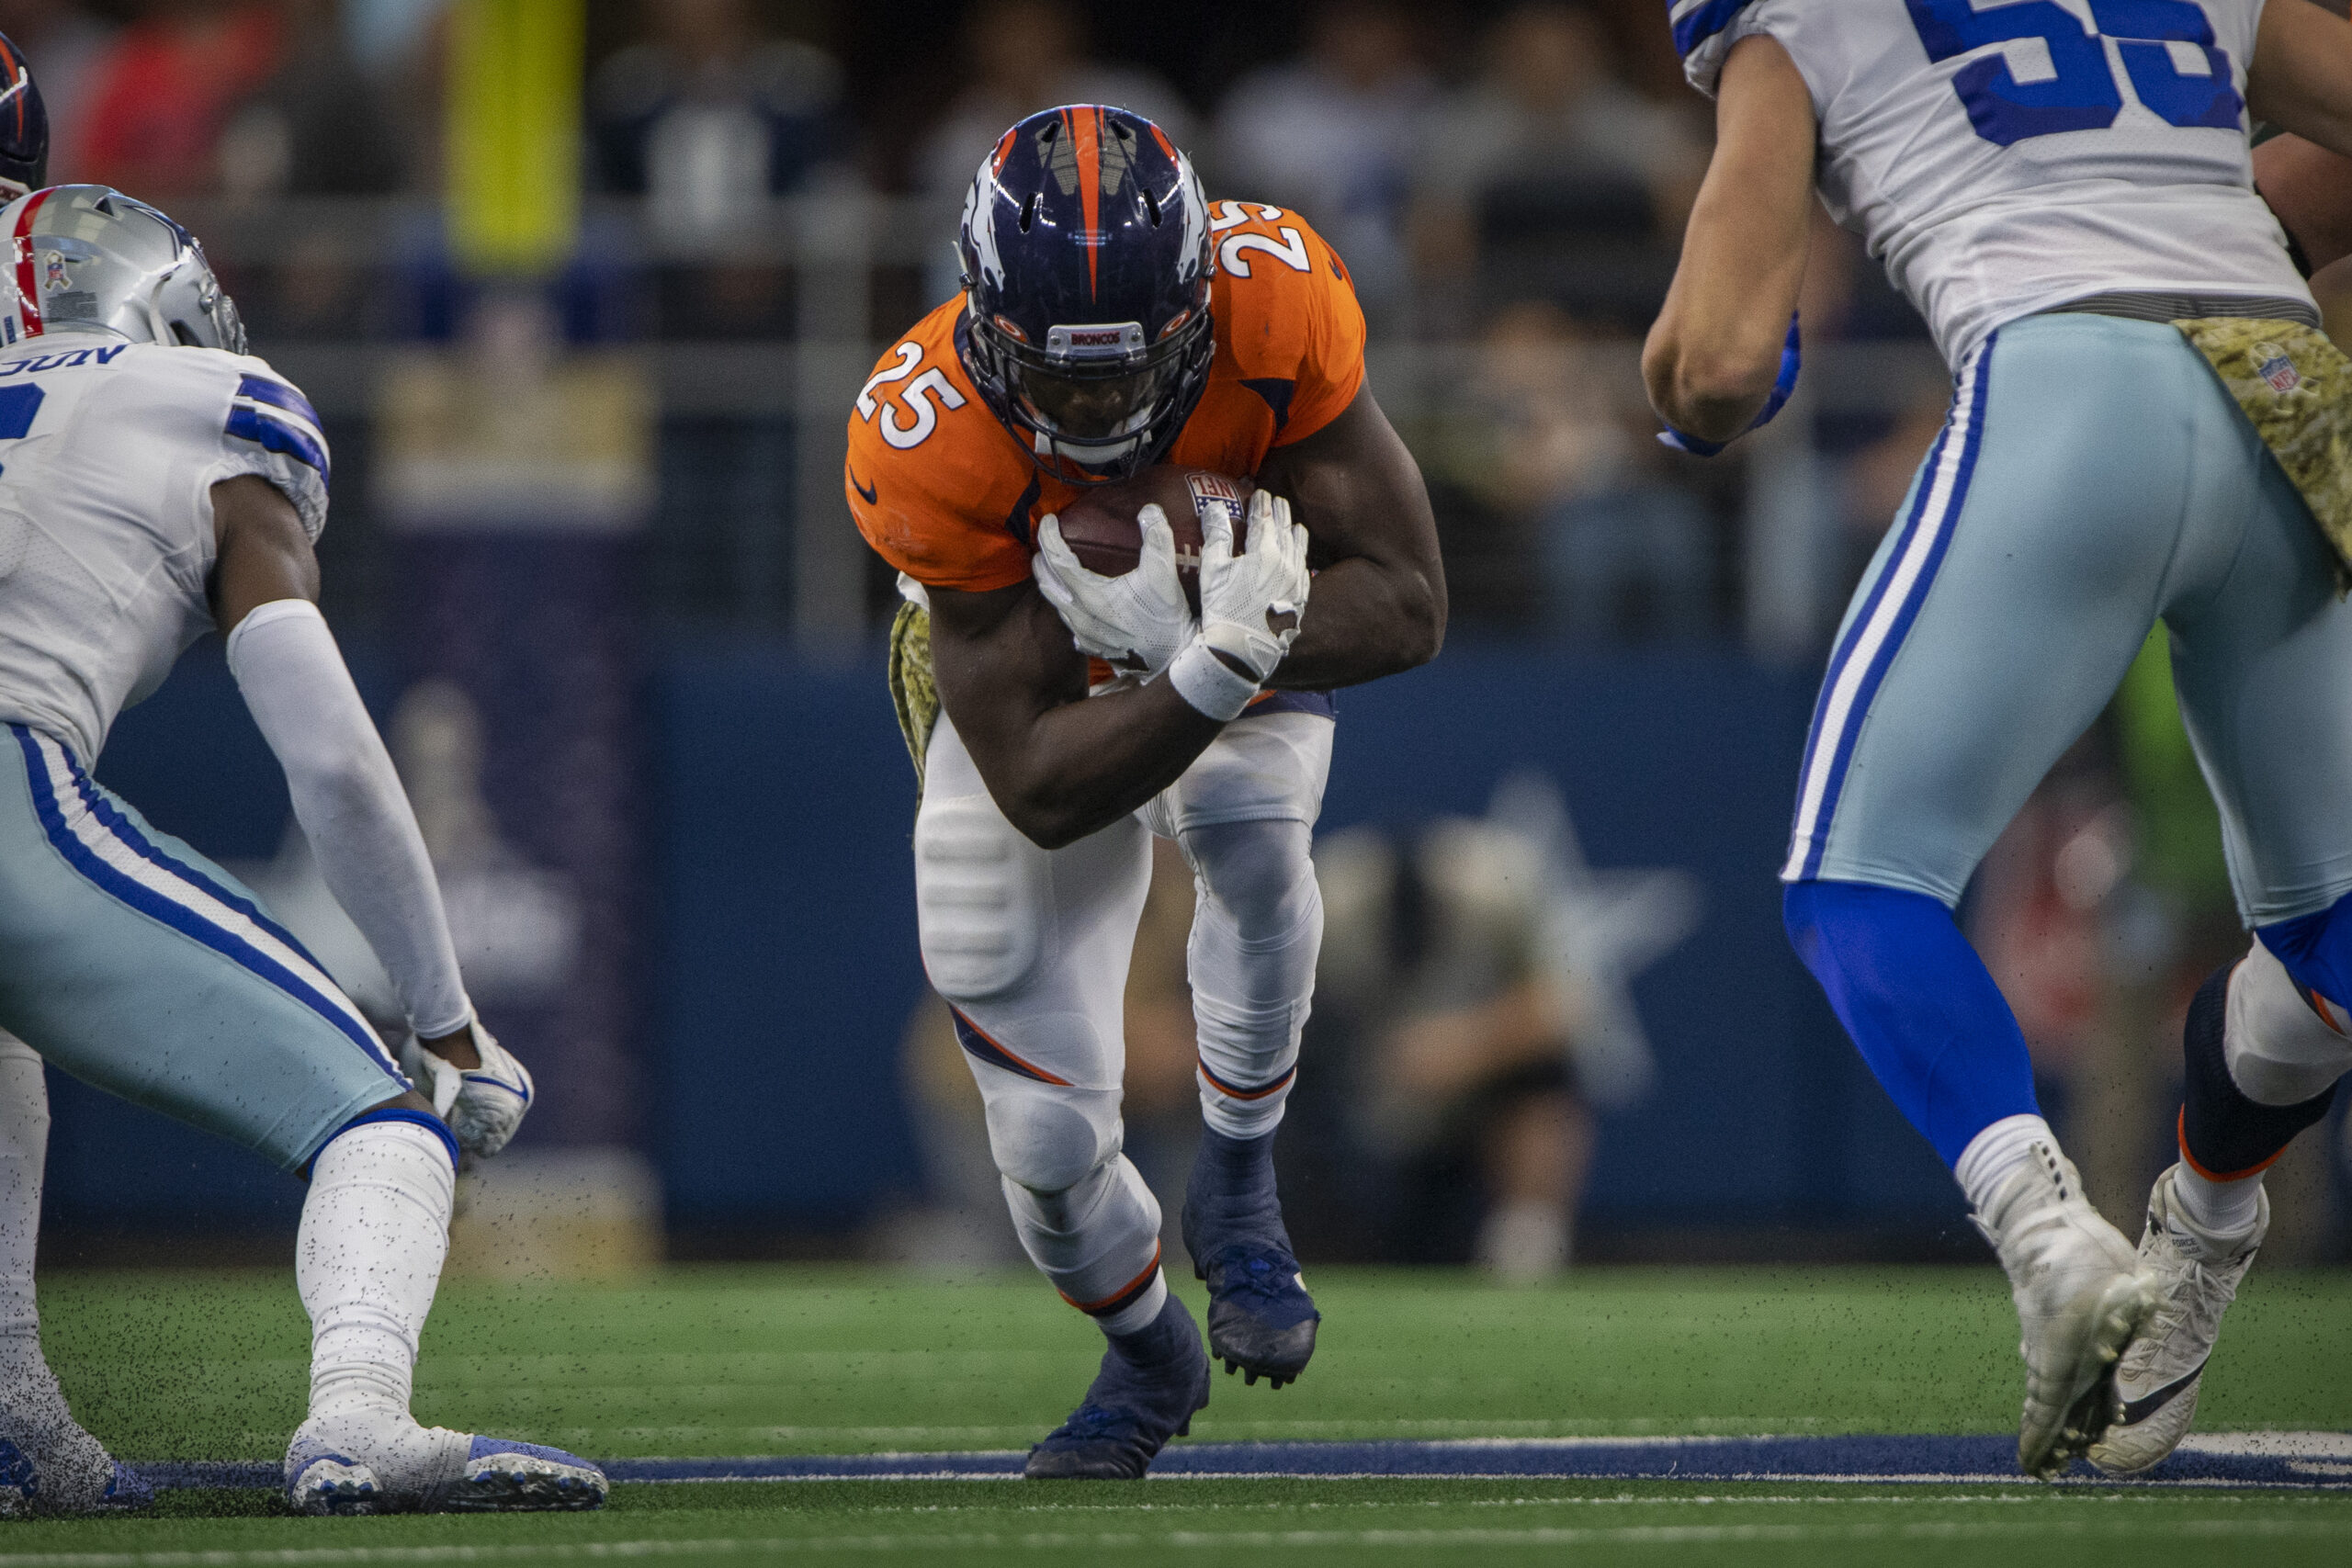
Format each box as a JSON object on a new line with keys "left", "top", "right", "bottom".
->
{"left": 1955, "top": 1113, "right": 2059, "bottom": 1216}
{"left": 0, "top": 1033, "right": 111, "bottom": 1507}
{"left": 296, "top": 1119, "right": 459, "bottom": 1484}
{"left": 1097, "top": 1271, "right": 1169, "bottom": 1336}
{"left": 2173, "top": 1161, "right": 2265, "bottom": 1238}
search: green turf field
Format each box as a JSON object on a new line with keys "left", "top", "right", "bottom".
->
{"left": 12, "top": 1263, "right": 2352, "bottom": 1563}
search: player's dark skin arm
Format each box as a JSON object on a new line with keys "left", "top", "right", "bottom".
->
{"left": 1250, "top": 384, "right": 1445, "bottom": 689}
{"left": 209, "top": 474, "right": 481, "bottom": 1083}
{"left": 929, "top": 578, "right": 1226, "bottom": 851}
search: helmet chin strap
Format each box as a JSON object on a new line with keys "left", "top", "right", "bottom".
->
{"left": 1035, "top": 429, "right": 1142, "bottom": 468}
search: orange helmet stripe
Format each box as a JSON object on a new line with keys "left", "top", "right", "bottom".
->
{"left": 1072, "top": 106, "right": 1103, "bottom": 298}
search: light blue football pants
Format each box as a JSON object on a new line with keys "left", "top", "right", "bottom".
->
{"left": 0, "top": 722, "right": 407, "bottom": 1170}
{"left": 1782, "top": 312, "right": 2352, "bottom": 1163}
{"left": 1788, "top": 312, "right": 2352, "bottom": 925}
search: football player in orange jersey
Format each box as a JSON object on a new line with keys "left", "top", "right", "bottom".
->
{"left": 847, "top": 106, "right": 1442, "bottom": 1479}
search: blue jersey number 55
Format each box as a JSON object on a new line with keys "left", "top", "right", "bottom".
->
{"left": 1905, "top": 0, "right": 2242, "bottom": 147}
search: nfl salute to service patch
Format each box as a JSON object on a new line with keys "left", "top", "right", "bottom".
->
{"left": 2177, "top": 315, "right": 2352, "bottom": 590}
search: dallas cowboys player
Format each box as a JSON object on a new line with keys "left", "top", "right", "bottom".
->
{"left": 0, "top": 184, "right": 602, "bottom": 1514}
{"left": 1651, "top": 0, "right": 2352, "bottom": 1477}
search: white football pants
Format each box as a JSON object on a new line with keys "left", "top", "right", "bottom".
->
{"left": 914, "top": 706, "right": 1331, "bottom": 1329}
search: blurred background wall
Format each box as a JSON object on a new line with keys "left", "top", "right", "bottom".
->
{"left": 20, "top": 0, "right": 2349, "bottom": 1268}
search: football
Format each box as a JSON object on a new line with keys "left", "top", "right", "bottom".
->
{"left": 1051, "top": 465, "right": 1257, "bottom": 610}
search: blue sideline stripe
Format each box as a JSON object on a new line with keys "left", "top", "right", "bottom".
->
{"left": 128, "top": 1434, "right": 2352, "bottom": 1492}
{"left": 235, "top": 373, "right": 322, "bottom": 429}
{"left": 226, "top": 403, "right": 330, "bottom": 482}
{"left": 1790, "top": 335, "right": 1996, "bottom": 881}
{"left": 16, "top": 728, "right": 401, "bottom": 1084}
{"left": 1670, "top": 0, "right": 1756, "bottom": 55}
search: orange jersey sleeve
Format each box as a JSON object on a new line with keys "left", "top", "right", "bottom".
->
{"left": 846, "top": 300, "right": 1044, "bottom": 595}
{"left": 1203, "top": 202, "right": 1367, "bottom": 447}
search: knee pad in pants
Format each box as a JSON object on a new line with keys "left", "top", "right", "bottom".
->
{"left": 1183, "top": 819, "right": 1321, "bottom": 1133}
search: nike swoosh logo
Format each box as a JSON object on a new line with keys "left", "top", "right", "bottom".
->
{"left": 2116, "top": 1356, "right": 2208, "bottom": 1426}
{"left": 850, "top": 468, "right": 876, "bottom": 505}
{"left": 0, "top": 71, "right": 28, "bottom": 112}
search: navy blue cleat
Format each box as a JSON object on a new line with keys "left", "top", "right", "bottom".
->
{"left": 1182, "top": 1127, "right": 1320, "bottom": 1388}
{"left": 1025, "top": 1292, "right": 1211, "bottom": 1480}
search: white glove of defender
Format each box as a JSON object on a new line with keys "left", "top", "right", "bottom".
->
{"left": 1032, "top": 505, "right": 1196, "bottom": 679}
{"left": 400, "top": 1023, "right": 536, "bottom": 1158}
{"left": 1167, "top": 489, "right": 1310, "bottom": 721}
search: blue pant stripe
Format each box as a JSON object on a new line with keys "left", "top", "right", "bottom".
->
{"left": 15, "top": 728, "right": 403, "bottom": 1084}
{"left": 1787, "top": 334, "right": 1997, "bottom": 882}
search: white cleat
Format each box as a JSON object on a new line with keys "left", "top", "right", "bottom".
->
{"left": 2088, "top": 1165, "right": 2267, "bottom": 1476}
{"left": 440, "top": 1435, "right": 608, "bottom": 1512}
{"left": 286, "top": 1451, "right": 384, "bottom": 1517}
{"left": 1971, "top": 1139, "right": 2156, "bottom": 1480}
{"left": 287, "top": 1419, "right": 605, "bottom": 1514}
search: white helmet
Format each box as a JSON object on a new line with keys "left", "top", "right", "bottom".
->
{"left": 0, "top": 185, "right": 243, "bottom": 353}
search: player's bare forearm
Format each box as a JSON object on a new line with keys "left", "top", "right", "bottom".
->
{"left": 1252, "top": 387, "right": 1444, "bottom": 689}
{"left": 1643, "top": 34, "right": 1817, "bottom": 443}
{"left": 930, "top": 580, "right": 1226, "bottom": 850}
{"left": 2251, "top": 1, "right": 2352, "bottom": 161}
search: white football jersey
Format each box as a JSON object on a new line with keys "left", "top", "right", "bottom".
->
{"left": 0, "top": 333, "right": 329, "bottom": 763}
{"left": 1673, "top": 0, "right": 2314, "bottom": 365}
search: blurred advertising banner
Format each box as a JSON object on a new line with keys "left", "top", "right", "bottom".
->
{"left": 376, "top": 342, "right": 654, "bottom": 531}
{"left": 372, "top": 306, "right": 653, "bottom": 1194}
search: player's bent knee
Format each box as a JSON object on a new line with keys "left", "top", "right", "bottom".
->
{"left": 915, "top": 794, "right": 1044, "bottom": 1000}
{"left": 2228, "top": 939, "right": 2352, "bottom": 1106}
{"left": 981, "top": 1086, "right": 1117, "bottom": 1195}
{"left": 1188, "top": 819, "right": 1317, "bottom": 928}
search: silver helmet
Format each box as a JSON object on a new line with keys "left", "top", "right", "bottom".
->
{"left": 0, "top": 185, "right": 243, "bottom": 353}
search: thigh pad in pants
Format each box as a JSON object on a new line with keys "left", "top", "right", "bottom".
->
{"left": 0, "top": 726, "right": 408, "bottom": 1169}
{"left": 1140, "top": 709, "right": 1333, "bottom": 841}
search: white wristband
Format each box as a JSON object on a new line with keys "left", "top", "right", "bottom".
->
{"left": 1166, "top": 637, "right": 1261, "bottom": 722}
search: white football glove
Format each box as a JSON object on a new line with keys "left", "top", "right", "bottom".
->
{"left": 400, "top": 1023, "right": 535, "bottom": 1158}
{"left": 1167, "top": 489, "right": 1310, "bottom": 721}
{"left": 1032, "top": 505, "right": 1197, "bottom": 679}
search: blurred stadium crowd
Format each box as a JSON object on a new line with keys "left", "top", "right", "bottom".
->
{"left": 19, "top": 0, "right": 2346, "bottom": 1270}
{"left": 2, "top": 0, "right": 1946, "bottom": 645}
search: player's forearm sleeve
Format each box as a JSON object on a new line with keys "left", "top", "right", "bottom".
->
{"left": 226, "top": 599, "right": 473, "bottom": 1040}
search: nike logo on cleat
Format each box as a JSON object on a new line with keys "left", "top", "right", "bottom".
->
{"left": 2117, "top": 1358, "right": 2208, "bottom": 1426}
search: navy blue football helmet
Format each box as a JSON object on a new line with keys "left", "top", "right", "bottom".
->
{"left": 957, "top": 106, "right": 1215, "bottom": 485}
{"left": 0, "top": 34, "right": 47, "bottom": 197}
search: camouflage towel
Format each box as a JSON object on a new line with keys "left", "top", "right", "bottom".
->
{"left": 2177, "top": 317, "right": 2352, "bottom": 592}
{"left": 888, "top": 600, "right": 940, "bottom": 803}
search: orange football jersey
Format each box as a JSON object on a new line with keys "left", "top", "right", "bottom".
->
{"left": 847, "top": 201, "right": 1366, "bottom": 595}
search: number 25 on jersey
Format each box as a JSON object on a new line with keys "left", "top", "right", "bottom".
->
{"left": 857, "top": 342, "right": 967, "bottom": 451}
{"left": 1906, "top": 0, "right": 2241, "bottom": 147}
